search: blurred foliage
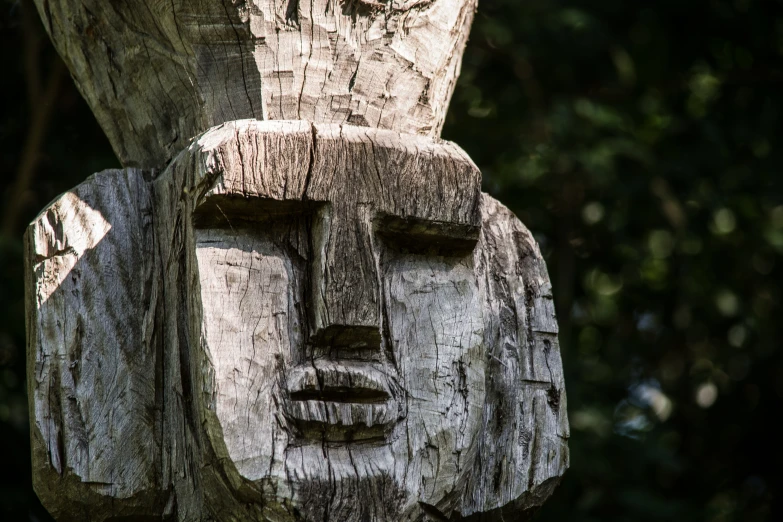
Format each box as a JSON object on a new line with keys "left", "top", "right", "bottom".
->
{"left": 2, "top": 0, "right": 782, "bottom": 520}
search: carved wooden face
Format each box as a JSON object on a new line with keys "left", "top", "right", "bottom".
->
{"left": 26, "top": 121, "right": 567, "bottom": 521}
{"left": 163, "top": 121, "right": 568, "bottom": 521}
{"left": 186, "top": 121, "right": 486, "bottom": 516}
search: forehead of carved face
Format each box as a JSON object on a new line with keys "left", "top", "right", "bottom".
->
{"left": 184, "top": 121, "right": 488, "bottom": 512}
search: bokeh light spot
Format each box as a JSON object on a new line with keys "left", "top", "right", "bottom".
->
{"left": 696, "top": 382, "right": 719, "bottom": 408}
{"left": 582, "top": 201, "right": 605, "bottom": 225}
{"left": 712, "top": 208, "right": 737, "bottom": 235}
{"left": 715, "top": 290, "right": 740, "bottom": 316}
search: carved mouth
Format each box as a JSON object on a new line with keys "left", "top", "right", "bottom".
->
{"left": 289, "top": 387, "right": 390, "bottom": 404}
{"left": 283, "top": 362, "right": 404, "bottom": 442}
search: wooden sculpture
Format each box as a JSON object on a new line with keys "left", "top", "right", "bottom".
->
{"left": 25, "top": 1, "right": 568, "bottom": 520}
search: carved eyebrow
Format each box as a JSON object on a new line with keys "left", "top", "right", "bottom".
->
{"left": 375, "top": 213, "right": 479, "bottom": 255}
{"left": 193, "top": 194, "right": 317, "bottom": 228}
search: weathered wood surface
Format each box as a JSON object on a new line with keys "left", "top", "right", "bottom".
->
{"left": 29, "top": 0, "right": 570, "bottom": 519}
{"left": 26, "top": 122, "right": 568, "bottom": 521}
{"left": 24, "top": 169, "right": 161, "bottom": 520}
{"left": 33, "top": 0, "right": 478, "bottom": 168}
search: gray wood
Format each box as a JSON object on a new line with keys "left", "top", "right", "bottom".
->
{"left": 33, "top": 0, "right": 478, "bottom": 169}
{"left": 27, "top": 1, "right": 569, "bottom": 520}
{"left": 26, "top": 123, "right": 568, "bottom": 521}
{"left": 24, "top": 169, "right": 162, "bottom": 520}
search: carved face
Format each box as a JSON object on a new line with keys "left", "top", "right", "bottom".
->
{"left": 26, "top": 121, "right": 567, "bottom": 521}
{"left": 193, "top": 212, "right": 486, "bottom": 519}
{"left": 187, "top": 122, "right": 486, "bottom": 518}
{"left": 170, "top": 122, "right": 567, "bottom": 521}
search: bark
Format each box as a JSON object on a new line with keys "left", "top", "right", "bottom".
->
{"left": 26, "top": 122, "right": 568, "bottom": 521}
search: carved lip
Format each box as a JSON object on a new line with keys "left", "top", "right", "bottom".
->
{"left": 283, "top": 362, "right": 405, "bottom": 442}
{"left": 287, "top": 362, "right": 394, "bottom": 402}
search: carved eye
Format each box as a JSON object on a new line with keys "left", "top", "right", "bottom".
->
{"left": 193, "top": 195, "right": 317, "bottom": 229}
{"left": 375, "top": 214, "right": 479, "bottom": 256}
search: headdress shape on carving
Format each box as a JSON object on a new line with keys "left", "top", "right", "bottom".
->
{"left": 35, "top": 0, "right": 478, "bottom": 168}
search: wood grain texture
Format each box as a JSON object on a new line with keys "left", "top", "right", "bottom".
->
{"left": 24, "top": 169, "right": 162, "bottom": 521}
{"left": 26, "top": 123, "right": 568, "bottom": 521}
{"left": 29, "top": 1, "right": 569, "bottom": 518}
{"left": 32, "top": 0, "right": 478, "bottom": 168}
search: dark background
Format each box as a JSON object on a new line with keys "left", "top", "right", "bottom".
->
{"left": 2, "top": 0, "right": 782, "bottom": 520}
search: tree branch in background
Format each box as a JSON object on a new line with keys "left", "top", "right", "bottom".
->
{"left": 1, "top": 0, "right": 65, "bottom": 237}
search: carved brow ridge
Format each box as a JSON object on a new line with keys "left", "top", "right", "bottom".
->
{"left": 182, "top": 121, "right": 481, "bottom": 242}
{"left": 193, "top": 195, "right": 480, "bottom": 250}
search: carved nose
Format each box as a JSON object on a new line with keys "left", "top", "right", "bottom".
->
{"left": 309, "top": 206, "right": 382, "bottom": 359}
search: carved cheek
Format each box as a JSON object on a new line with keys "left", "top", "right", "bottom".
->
{"left": 195, "top": 229, "right": 299, "bottom": 480}
{"left": 385, "top": 255, "right": 486, "bottom": 475}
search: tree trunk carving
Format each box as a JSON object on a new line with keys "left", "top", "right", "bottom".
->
{"left": 26, "top": 1, "right": 568, "bottom": 520}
